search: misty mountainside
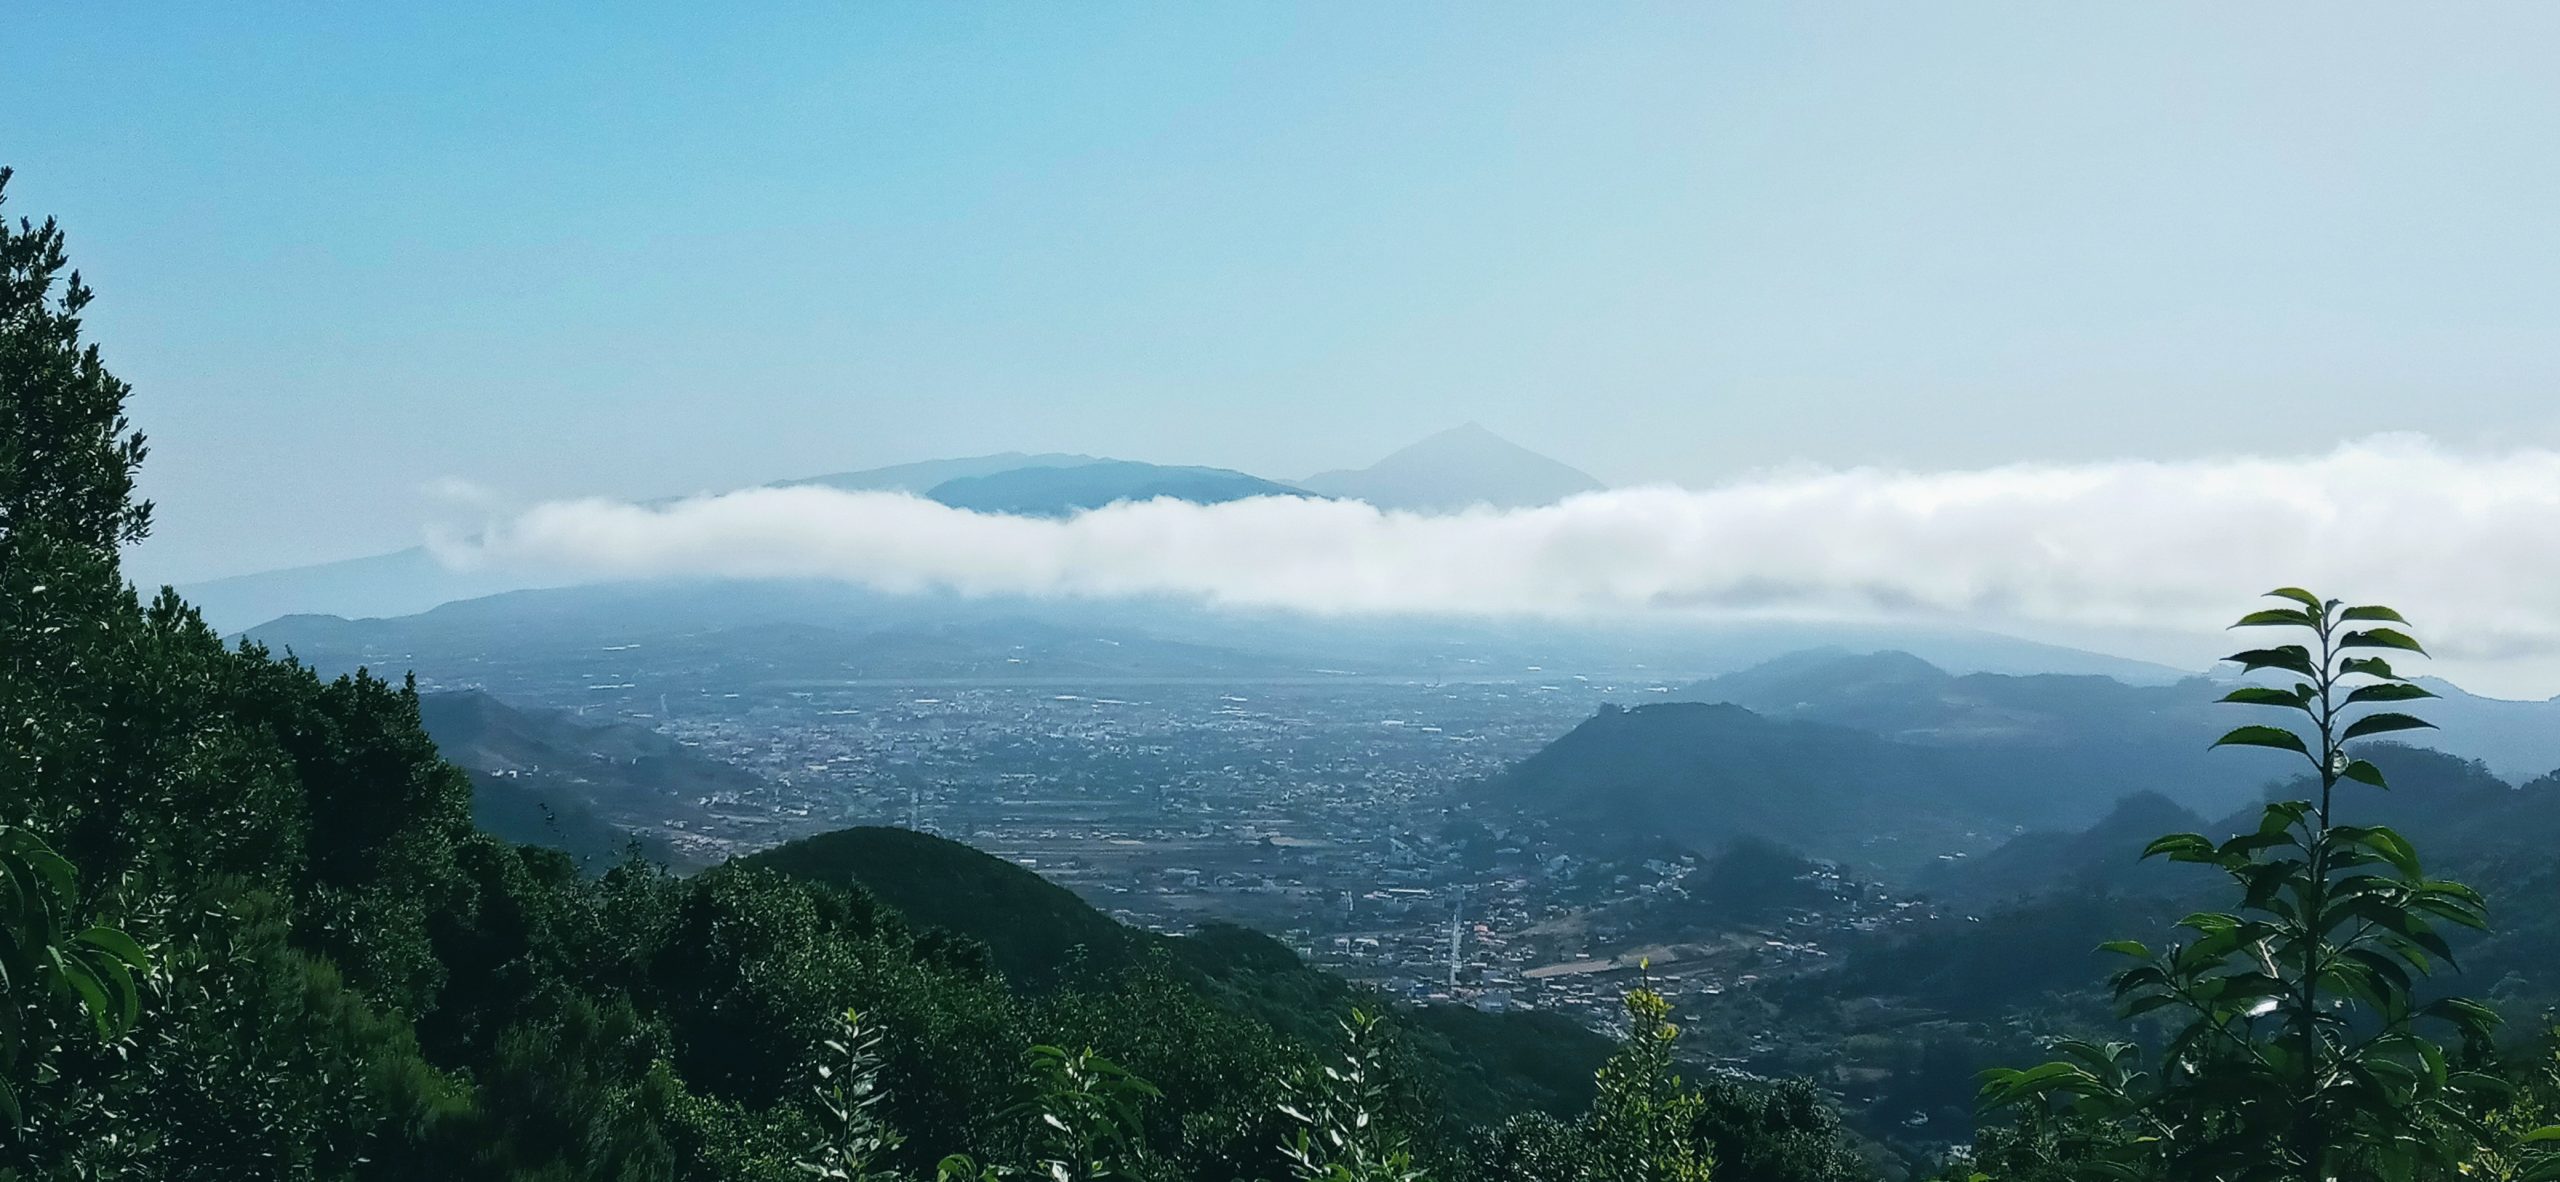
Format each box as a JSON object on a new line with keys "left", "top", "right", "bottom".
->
{"left": 1676, "top": 746, "right": 2560, "bottom": 1140}
{"left": 739, "top": 825, "right": 1618, "bottom": 1124}
{"left": 1685, "top": 646, "right": 2560, "bottom": 795}
{"left": 1914, "top": 790, "right": 2207, "bottom": 909}
{"left": 240, "top": 575, "right": 2192, "bottom": 701}
{"left": 1484, "top": 701, "right": 2099, "bottom": 877}
{"left": 176, "top": 427, "right": 1579, "bottom": 629}
{"left": 1928, "top": 742, "right": 2560, "bottom": 911}
{"left": 416, "top": 688, "right": 752, "bottom": 869}
{"left": 922, "top": 459, "right": 1314, "bottom": 516}
{"left": 1829, "top": 745, "right": 2560, "bottom": 1045}
{"left": 1299, "top": 422, "right": 1604, "bottom": 511}
{"left": 247, "top": 581, "right": 1322, "bottom": 686}
{"left": 176, "top": 451, "right": 1263, "bottom": 628}
{"left": 180, "top": 544, "right": 580, "bottom": 638}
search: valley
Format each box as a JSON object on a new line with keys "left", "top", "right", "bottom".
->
{"left": 349, "top": 611, "right": 2560, "bottom": 1165}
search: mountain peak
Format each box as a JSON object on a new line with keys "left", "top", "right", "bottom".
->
{"left": 1299, "top": 425, "right": 1602, "bottom": 512}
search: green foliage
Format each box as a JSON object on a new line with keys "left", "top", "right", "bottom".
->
{"left": 1977, "top": 592, "right": 2551, "bottom": 1181}
{"left": 1017, "top": 1044, "right": 1162, "bottom": 1180}
{"left": 2463, "top": 1037, "right": 2560, "bottom": 1182}
{"left": 0, "top": 825, "right": 151, "bottom": 1129}
{"left": 1585, "top": 985, "right": 1714, "bottom": 1182}
{"left": 931, "top": 1044, "right": 1164, "bottom": 1182}
{"left": 1278, "top": 1010, "right": 1430, "bottom": 1182}
{"left": 804, "top": 1009, "right": 907, "bottom": 1182}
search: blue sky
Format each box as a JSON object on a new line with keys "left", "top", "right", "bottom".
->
{"left": 9, "top": 3, "right": 2560, "bottom": 585}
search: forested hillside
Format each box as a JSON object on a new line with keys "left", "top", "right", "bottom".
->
{"left": 0, "top": 168, "right": 1863, "bottom": 1182}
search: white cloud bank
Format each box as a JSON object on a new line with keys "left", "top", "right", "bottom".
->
{"left": 433, "top": 436, "right": 2560, "bottom": 689}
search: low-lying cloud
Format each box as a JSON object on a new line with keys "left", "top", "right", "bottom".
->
{"left": 434, "top": 436, "right": 2560, "bottom": 682}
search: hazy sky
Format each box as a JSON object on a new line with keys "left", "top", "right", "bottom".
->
{"left": 9, "top": 3, "right": 2560, "bottom": 585}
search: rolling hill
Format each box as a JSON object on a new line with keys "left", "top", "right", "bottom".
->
{"left": 742, "top": 826, "right": 1615, "bottom": 1123}
{"left": 1486, "top": 701, "right": 2098, "bottom": 876}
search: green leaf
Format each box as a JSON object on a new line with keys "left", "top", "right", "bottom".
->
{"left": 2344, "top": 682, "right": 2437, "bottom": 706}
{"left": 2141, "top": 833, "right": 2216, "bottom": 862}
{"left": 2212, "top": 725, "right": 2312, "bottom": 758}
{"left": 75, "top": 925, "right": 150, "bottom": 971}
{"left": 2231, "top": 608, "right": 2315, "bottom": 629}
{"left": 2340, "top": 628, "right": 2429, "bottom": 656}
{"left": 2265, "top": 587, "right": 2326, "bottom": 610}
{"left": 2341, "top": 712, "right": 2436, "bottom": 742}
{"left": 2421, "top": 997, "right": 2501, "bottom": 1034}
{"left": 2340, "top": 605, "right": 2409, "bottom": 623}
{"left": 50, "top": 948, "right": 115, "bottom": 1038}
{"left": 87, "top": 951, "right": 138, "bottom": 1035}
{"left": 2340, "top": 656, "right": 2400, "bottom": 680}
{"left": 2225, "top": 646, "right": 2318, "bottom": 676}
{"left": 2343, "top": 826, "right": 2423, "bottom": 878}
{"left": 2220, "top": 686, "right": 2312, "bottom": 710}
{"left": 2340, "top": 759, "right": 2389, "bottom": 788}
{"left": 19, "top": 844, "right": 77, "bottom": 912}
{"left": 2097, "top": 939, "right": 2152, "bottom": 959}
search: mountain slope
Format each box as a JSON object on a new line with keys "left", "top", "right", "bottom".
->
{"left": 181, "top": 545, "right": 580, "bottom": 634}
{"left": 746, "top": 826, "right": 1150, "bottom": 985}
{"left": 249, "top": 586, "right": 1314, "bottom": 690}
{"left": 418, "top": 689, "right": 752, "bottom": 868}
{"left": 1487, "top": 702, "right": 2100, "bottom": 875}
{"left": 1300, "top": 423, "right": 1602, "bottom": 511}
{"left": 1917, "top": 790, "right": 2205, "bottom": 908}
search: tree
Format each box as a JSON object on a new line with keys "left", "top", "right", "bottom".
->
{"left": 1978, "top": 591, "right": 2527, "bottom": 1181}
{"left": 0, "top": 163, "right": 153, "bottom": 842}
{"left": 0, "top": 164, "right": 156, "bottom": 1157}
{"left": 1584, "top": 983, "right": 1713, "bottom": 1182}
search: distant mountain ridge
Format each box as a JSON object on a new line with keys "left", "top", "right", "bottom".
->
{"left": 779, "top": 451, "right": 1106, "bottom": 494}
{"left": 923, "top": 460, "right": 1312, "bottom": 516}
{"left": 1683, "top": 647, "right": 2560, "bottom": 788}
{"left": 1489, "top": 650, "right": 2560, "bottom": 885}
{"left": 239, "top": 576, "right": 2207, "bottom": 703}
{"left": 1300, "top": 423, "right": 1603, "bottom": 511}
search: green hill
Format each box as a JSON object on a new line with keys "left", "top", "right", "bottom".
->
{"left": 745, "top": 826, "right": 1151, "bottom": 986}
{"left": 1490, "top": 701, "right": 2099, "bottom": 876}
{"left": 744, "top": 826, "right": 1614, "bottom": 1125}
